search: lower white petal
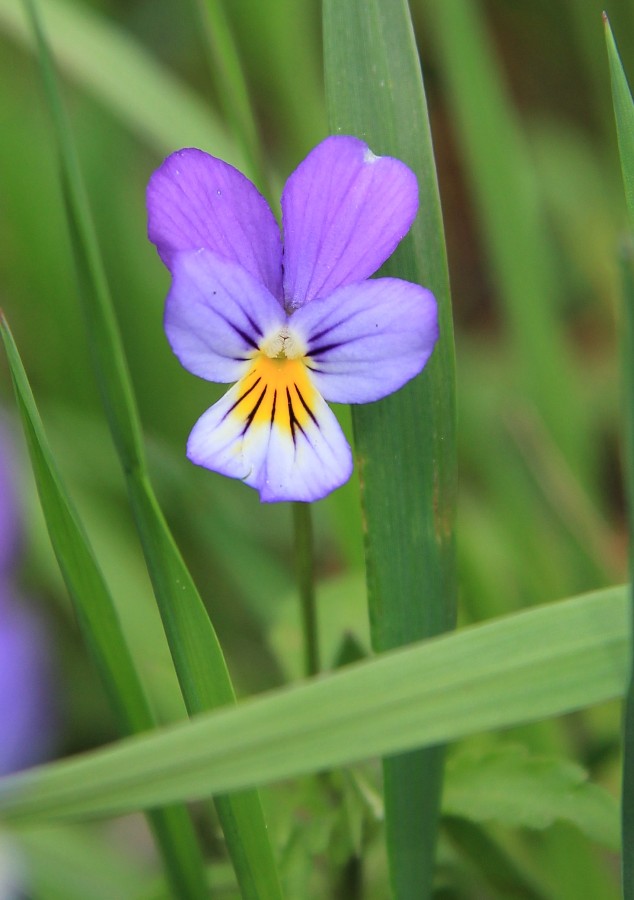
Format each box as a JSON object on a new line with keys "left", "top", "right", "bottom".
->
{"left": 186, "top": 356, "right": 353, "bottom": 502}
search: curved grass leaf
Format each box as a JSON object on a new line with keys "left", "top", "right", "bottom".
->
{"left": 604, "top": 16, "right": 634, "bottom": 898}
{"left": 322, "top": 0, "right": 457, "bottom": 895}
{"left": 23, "top": 1, "right": 281, "bottom": 896}
{"left": 0, "top": 317, "right": 208, "bottom": 898}
{"left": 0, "top": 0, "right": 237, "bottom": 161}
{"left": 0, "top": 585, "right": 627, "bottom": 826}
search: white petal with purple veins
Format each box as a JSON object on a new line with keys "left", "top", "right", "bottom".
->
{"left": 187, "top": 356, "right": 353, "bottom": 502}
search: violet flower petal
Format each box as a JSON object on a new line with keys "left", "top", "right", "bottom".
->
{"left": 0, "top": 423, "right": 21, "bottom": 577}
{"left": 165, "top": 250, "right": 287, "bottom": 384}
{"left": 292, "top": 277, "right": 438, "bottom": 404}
{"left": 147, "top": 148, "right": 283, "bottom": 300}
{"left": 187, "top": 368, "right": 353, "bottom": 503}
{"left": 281, "top": 136, "right": 419, "bottom": 308}
{"left": 0, "top": 591, "right": 52, "bottom": 776}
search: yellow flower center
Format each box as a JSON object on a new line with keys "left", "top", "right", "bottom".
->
{"left": 230, "top": 352, "right": 318, "bottom": 439}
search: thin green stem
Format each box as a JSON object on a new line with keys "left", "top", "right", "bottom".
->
{"left": 292, "top": 502, "right": 320, "bottom": 677}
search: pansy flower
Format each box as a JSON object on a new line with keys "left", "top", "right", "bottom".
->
{"left": 147, "top": 135, "right": 438, "bottom": 502}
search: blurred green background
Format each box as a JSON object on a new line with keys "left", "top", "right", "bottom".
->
{"left": 1, "top": 0, "right": 632, "bottom": 895}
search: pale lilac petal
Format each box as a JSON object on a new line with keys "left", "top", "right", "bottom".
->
{"left": 148, "top": 148, "right": 283, "bottom": 298}
{"left": 281, "top": 136, "right": 419, "bottom": 307}
{"left": 186, "top": 366, "right": 353, "bottom": 502}
{"left": 291, "top": 278, "right": 438, "bottom": 404}
{"left": 165, "top": 250, "right": 286, "bottom": 383}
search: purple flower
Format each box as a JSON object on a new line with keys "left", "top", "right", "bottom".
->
{"left": 0, "top": 584, "right": 52, "bottom": 777}
{"left": 0, "top": 421, "right": 54, "bottom": 775}
{"left": 147, "top": 135, "right": 438, "bottom": 502}
{"left": 0, "top": 423, "right": 21, "bottom": 576}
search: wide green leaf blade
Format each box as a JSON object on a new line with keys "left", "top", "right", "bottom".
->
{"left": 323, "top": 0, "right": 457, "bottom": 895}
{"left": 22, "top": 1, "right": 282, "bottom": 896}
{"left": 0, "top": 316, "right": 208, "bottom": 898}
{"left": 604, "top": 15, "right": 634, "bottom": 898}
{"left": 0, "top": 586, "right": 626, "bottom": 825}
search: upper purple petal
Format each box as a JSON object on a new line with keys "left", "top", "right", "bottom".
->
{"left": 291, "top": 277, "right": 438, "bottom": 404}
{"left": 281, "top": 136, "right": 419, "bottom": 308}
{"left": 147, "top": 148, "right": 283, "bottom": 299}
{"left": 165, "top": 250, "right": 286, "bottom": 384}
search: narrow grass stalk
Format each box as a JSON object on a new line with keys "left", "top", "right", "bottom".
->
{"left": 292, "top": 502, "right": 319, "bottom": 677}
{"left": 322, "top": 0, "right": 457, "bottom": 895}
{"left": 604, "top": 16, "right": 634, "bottom": 897}
{"left": 23, "top": 1, "right": 282, "bottom": 895}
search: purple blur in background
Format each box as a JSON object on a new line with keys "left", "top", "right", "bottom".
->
{"left": 0, "top": 419, "right": 55, "bottom": 775}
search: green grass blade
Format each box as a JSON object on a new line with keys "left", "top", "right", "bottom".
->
{"left": 23, "top": 1, "right": 282, "bottom": 896}
{"left": 0, "top": 316, "right": 208, "bottom": 899}
{"left": 0, "top": 585, "right": 627, "bottom": 824}
{"left": 605, "top": 15, "right": 634, "bottom": 224}
{"left": 604, "top": 16, "right": 634, "bottom": 898}
{"left": 0, "top": 0, "right": 236, "bottom": 159}
{"left": 425, "top": 1, "right": 591, "bottom": 486}
{"left": 322, "top": 1, "right": 457, "bottom": 895}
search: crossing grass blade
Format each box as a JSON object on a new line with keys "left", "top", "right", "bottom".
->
{"left": 322, "top": 0, "right": 457, "bottom": 896}
{"left": 604, "top": 16, "right": 634, "bottom": 898}
{"left": 0, "top": 316, "right": 208, "bottom": 899}
{"left": 0, "top": 584, "right": 627, "bottom": 825}
{"left": 22, "top": 1, "right": 282, "bottom": 896}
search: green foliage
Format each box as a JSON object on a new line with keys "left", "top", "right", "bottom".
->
{"left": 0, "top": 585, "right": 626, "bottom": 824}
{"left": 605, "top": 15, "right": 634, "bottom": 898}
{"left": 18, "top": 1, "right": 281, "bottom": 895}
{"left": 0, "top": 0, "right": 630, "bottom": 896}
{"left": 444, "top": 744, "right": 619, "bottom": 848}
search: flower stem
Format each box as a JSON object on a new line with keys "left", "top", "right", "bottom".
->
{"left": 292, "top": 502, "right": 320, "bottom": 678}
